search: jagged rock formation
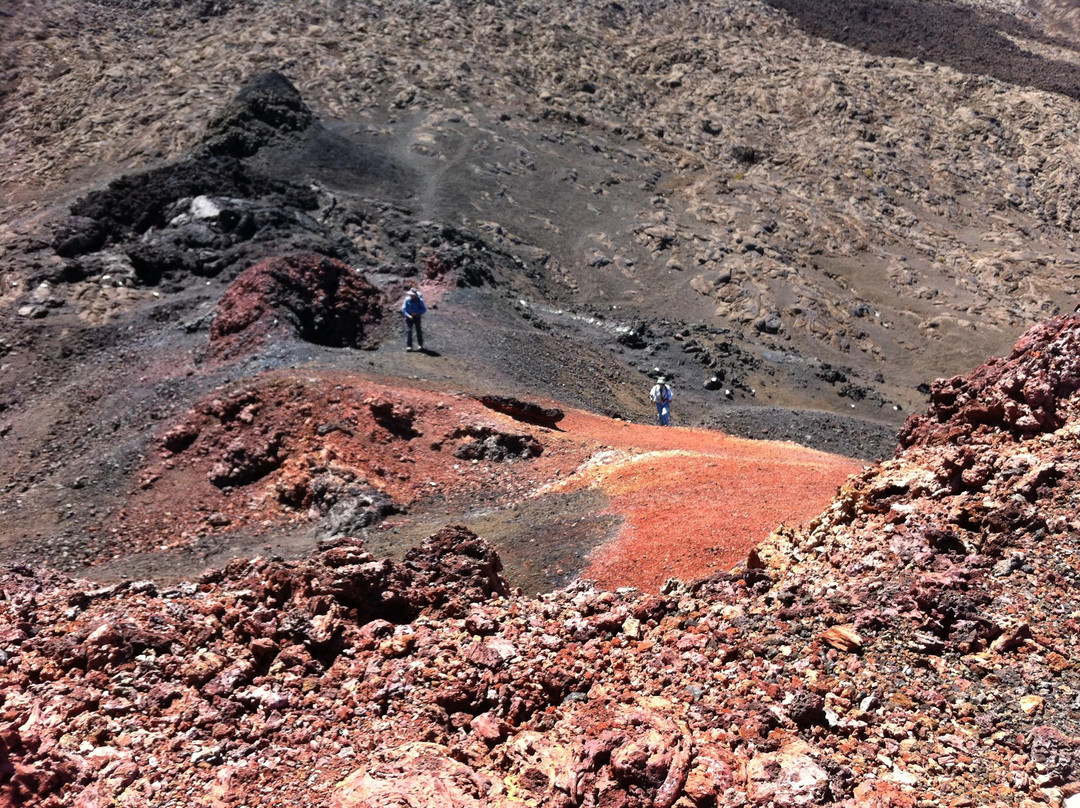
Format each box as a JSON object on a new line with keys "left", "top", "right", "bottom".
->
{"left": 4, "top": 314, "right": 1080, "bottom": 806}
{"left": 898, "top": 315, "right": 1080, "bottom": 446}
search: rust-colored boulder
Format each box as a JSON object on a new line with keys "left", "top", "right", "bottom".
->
{"left": 899, "top": 314, "right": 1080, "bottom": 449}
{"left": 210, "top": 253, "right": 382, "bottom": 355}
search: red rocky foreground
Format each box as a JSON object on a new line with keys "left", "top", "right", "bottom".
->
{"left": 5, "top": 316, "right": 1080, "bottom": 807}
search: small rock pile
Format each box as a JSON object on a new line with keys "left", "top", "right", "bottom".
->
{"left": 899, "top": 316, "right": 1080, "bottom": 446}
{"left": 5, "top": 315, "right": 1080, "bottom": 806}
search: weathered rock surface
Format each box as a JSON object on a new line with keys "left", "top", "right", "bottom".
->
{"left": 450, "top": 424, "right": 544, "bottom": 462}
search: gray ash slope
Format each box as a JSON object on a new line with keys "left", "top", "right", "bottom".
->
{"left": 4, "top": 66, "right": 903, "bottom": 461}
{"left": 6, "top": 0, "right": 1080, "bottom": 476}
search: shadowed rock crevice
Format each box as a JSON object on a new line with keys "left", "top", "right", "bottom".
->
{"left": 476, "top": 396, "right": 565, "bottom": 428}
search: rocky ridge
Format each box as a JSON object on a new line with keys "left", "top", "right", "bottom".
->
{"left": 4, "top": 314, "right": 1080, "bottom": 807}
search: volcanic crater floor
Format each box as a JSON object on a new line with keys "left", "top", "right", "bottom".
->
{"left": 75, "top": 372, "right": 863, "bottom": 595}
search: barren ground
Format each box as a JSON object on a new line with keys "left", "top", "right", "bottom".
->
{"left": 4, "top": 0, "right": 1080, "bottom": 591}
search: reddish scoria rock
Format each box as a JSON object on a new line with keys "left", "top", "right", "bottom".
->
{"left": 10, "top": 314, "right": 1080, "bottom": 807}
{"left": 210, "top": 252, "right": 383, "bottom": 356}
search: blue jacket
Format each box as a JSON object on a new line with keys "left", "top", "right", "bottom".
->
{"left": 401, "top": 294, "right": 426, "bottom": 317}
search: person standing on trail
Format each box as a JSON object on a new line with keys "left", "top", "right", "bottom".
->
{"left": 401, "top": 288, "right": 426, "bottom": 352}
{"left": 650, "top": 376, "right": 673, "bottom": 426}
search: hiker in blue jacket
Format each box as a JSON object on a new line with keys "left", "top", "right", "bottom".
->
{"left": 650, "top": 376, "right": 672, "bottom": 426}
{"left": 401, "top": 288, "right": 426, "bottom": 351}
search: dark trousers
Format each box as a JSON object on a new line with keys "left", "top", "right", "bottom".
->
{"left": 405, "top": 315, "right": 423, "bottom": 348}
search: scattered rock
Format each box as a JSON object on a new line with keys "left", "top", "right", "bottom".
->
{"left": 207, "top": 431, "right": 286, "bottom": 487}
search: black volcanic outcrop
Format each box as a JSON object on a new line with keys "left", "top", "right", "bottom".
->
{"left": 44, "top": 74, "right": 348, "bottom": 287}
{"left": 201, "top": 70, "right": 315, "bottom": 159}
{"left": 52, "top": 157, "right": 346, "bottom": 287}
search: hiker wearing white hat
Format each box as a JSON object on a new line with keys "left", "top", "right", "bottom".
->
{"left": 649, "top": 376, "right": 672, "bottom": 426}
{"left": 401, "top": 288, "right": 427, "bottom": 352}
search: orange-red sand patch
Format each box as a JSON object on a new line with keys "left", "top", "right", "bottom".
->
{"left": 547, "top": 411, "right": 864, "bottom": 592}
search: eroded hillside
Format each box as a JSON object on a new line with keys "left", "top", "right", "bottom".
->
{"left": 4, "top": 0, "right": 1080, "bottom": 423}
